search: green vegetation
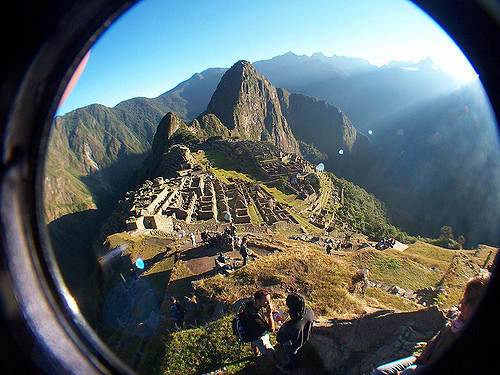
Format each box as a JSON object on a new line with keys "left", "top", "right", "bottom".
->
{"left": 247, "top": 201, "right": 264, "bottom": 225}
{"left": 166, "top": 127, "right": 200, "bottom": 149}
{"left": 364, "top": 287, "right": 419, "bottom": 312}
{"left": 193, "top": 149, "right": 265, "bottom": 183}
{"left": 298, "top": 140, "right": 328, "bottom": 164}
{"left": 345, "top": 247, "right": 444, "bottom": 292}
{"left": 332, "top": 174, "right": 415, "bottom": 242}
{"left": 158, "top": 315, "right": 252, "bottom": 375}
{"left": 428, "top": 226, "right": 463, "bottom": 250}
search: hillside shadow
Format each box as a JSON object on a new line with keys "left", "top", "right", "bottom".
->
{"left": 141, "top": 269, "right": 173, "bottom": 298}
{"left": 80, "top": 151, "right": 149, "bottom": 215}
{"left": 166, "top": 274, "right": 202, "bottom": 299}
{"left": 46, "top": 209, "right": 104, "bottom": 325}
{"left": 181, "top": 244, "right": 226, "bottom": 262}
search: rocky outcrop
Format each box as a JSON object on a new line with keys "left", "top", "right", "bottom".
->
{"left": 150, "top": 112, "right": 184, "bottom": 169}
{"left": 310, "top": 307, "right": 447, "bottom": 374}
{"left": 203, "top": 60, "right": 300, "bottom": 154}
{"left": 154, "top": 144, "right": 197, "bottom": 178}
{"left": 192, "top": 113, "right": 231, "bottom": 139}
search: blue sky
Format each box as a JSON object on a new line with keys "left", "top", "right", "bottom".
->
{"left": 57, "top": 0, "right": 478, "bottom": 115}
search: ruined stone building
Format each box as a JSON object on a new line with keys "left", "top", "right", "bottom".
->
{"left": 124, "top": 173, "right": 256, "bottom": 232}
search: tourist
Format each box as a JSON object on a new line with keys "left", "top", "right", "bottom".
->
{"left": 336, "top": 240, "right": 342, "bottom": 252}
{"left": 239, "top": 290, "right": 290, "bottom": 374}
{"left": 240, "top": 236, "right": 249, "bottom": 266}
{"left": 170, "top": 296, "right": 186, "bottom": 328}
{"left": 325, "top": 242, "right": 332, "bottom": 255}
{"left": 230, "top": 222, "right": 237, "bottom": 237}
{"left": 201, "top": 231, "right": 208, "bottom": 244}
{"left": 190, "top": 232, "right": 196, "bottom": 247}
{"left": 216, "top": 252, "right": 229, "bottom": 264}
{"left": 276, "top": 293, "right": 315, "bottom": 370}
{"left": 215, "top": 252, "right": 233, "bottom": 275}
{"left": 371, "top": 274, "right": 490, "bottom": 374}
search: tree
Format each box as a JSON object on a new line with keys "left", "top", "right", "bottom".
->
{"left": 439, "top": 226, "right": 454, "bottom": 240}
{"left": 457, "top": 235, "right": 466, "bottom": 249}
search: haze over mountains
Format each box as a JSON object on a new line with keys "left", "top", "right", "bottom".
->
{"left": 45, "top": 52, "right": 499, "bottom": 246}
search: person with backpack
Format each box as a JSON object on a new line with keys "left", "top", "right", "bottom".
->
{"left": 276, "top": 293, "right": 315, "bottom": 370}
{"left": 234, "top": 290, "right": 290, "bottom": 374}
{"left": 170, "top": 296, "right": 185, "bottom": 328}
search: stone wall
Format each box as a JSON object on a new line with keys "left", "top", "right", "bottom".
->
{"left": 310, "top": 307, "right": 447, "bottom": 374}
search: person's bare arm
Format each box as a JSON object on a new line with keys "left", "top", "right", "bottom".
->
{"left": 266, "top": 304, "right": 276, "bottom": 332}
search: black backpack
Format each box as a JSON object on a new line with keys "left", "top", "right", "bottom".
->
{"left": 232, "top": 311, "right": 252, "bottom": 342}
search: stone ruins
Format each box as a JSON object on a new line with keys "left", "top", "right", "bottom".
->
{"left": 123, "top": 171, "right": 308, "bottom": 232}
{"left": 122, "top": 139, "right": 335, "bottom": 233}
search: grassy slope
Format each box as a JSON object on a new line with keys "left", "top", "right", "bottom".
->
{"left": 105, "top": 233, "right": 178, "bottom": 298}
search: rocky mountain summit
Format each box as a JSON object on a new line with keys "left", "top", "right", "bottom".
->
{"left": 202, "top": 60, "right": 300, "bottom": 154}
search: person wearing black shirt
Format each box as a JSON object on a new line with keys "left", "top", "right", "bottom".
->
{"left": 241, "top": 290, "right": 290, "bottom": 374}
{"left": 240, "top": 237, "right": 249, "bottom": 266}
{"left": 276, "top": 293, "right": 315, "bottom": 369}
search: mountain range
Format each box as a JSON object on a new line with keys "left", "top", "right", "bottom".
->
{"left": 45, "top": 52, "right": 499, "bottom": 246}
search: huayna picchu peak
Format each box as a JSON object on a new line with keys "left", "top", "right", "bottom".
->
{"left": 202, "top": 60, "right": 300, "bottom": 154}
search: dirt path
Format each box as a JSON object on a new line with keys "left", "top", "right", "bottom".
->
{"left": 392, "top": 241, "right": 409, "bottom": 251}
{"left": 178, "top": 234, "right": 273, "bottom": 276}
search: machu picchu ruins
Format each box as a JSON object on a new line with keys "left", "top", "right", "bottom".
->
{"left": 120, "top": 138, "right": 339, "bottom": 235}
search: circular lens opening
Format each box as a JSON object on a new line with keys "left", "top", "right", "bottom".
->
{"left": 37, "top": 1, "right": 499, "bottom": 374}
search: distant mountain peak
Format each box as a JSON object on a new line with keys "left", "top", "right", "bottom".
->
{"left": 311, "top": 52, "right": 326, "bottom": 58}
{"left": 233, "top": 59, "right": 252, "bottom": 68}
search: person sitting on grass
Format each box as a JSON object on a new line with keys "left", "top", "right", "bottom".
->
{"left": 240, "top": 290, "right": 290, "bottom": 374}
{"left": 371, "top": 273, "right": 490, "bottom": 375}
{"left": 276, "top": 293, "right": 315, "bottom": 370}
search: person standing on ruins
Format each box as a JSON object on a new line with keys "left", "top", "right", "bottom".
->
{"left": 190, "top": 232, "right": 196, "bottom": 247}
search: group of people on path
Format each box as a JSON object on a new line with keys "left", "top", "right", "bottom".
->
{"left": 201, "top": 223, "right": 239, "bottom": 251}
{"left": 236, "top": 290, "right": 315, "bottom": 374}
{"left": 325, "top": 239, "right": 342, "bottom": 255}
{"left": 375, "top": 237, "right": 396, "bottom": 250}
